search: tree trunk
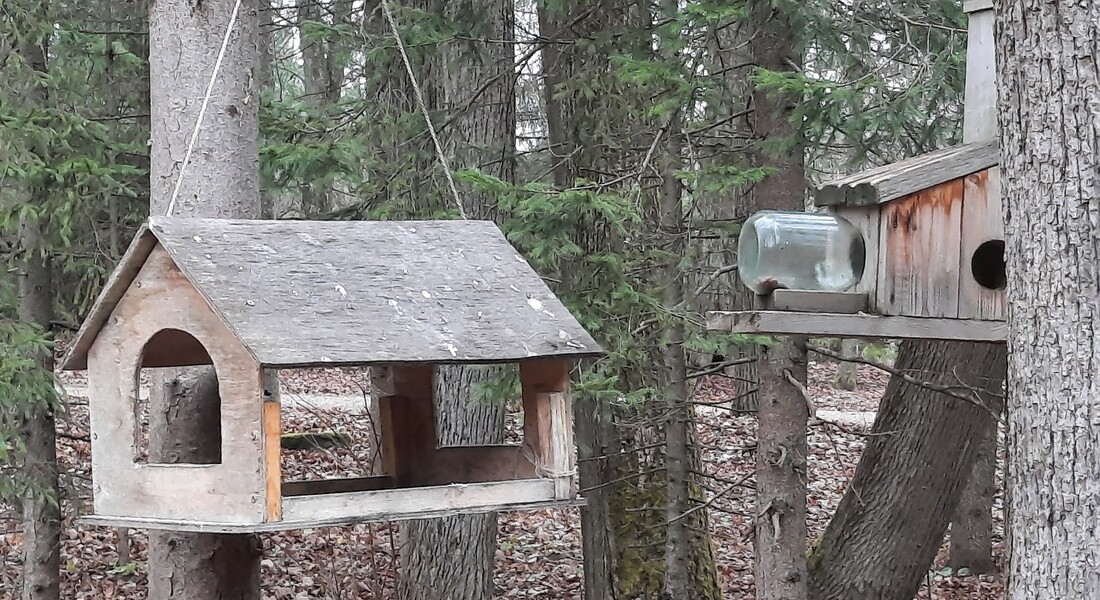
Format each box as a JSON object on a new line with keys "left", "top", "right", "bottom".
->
{"left": 948, "top": 418, "right": 997, "bottom": 573}
{"left": 147, "top": 1, "right": 264, "bottom": 598}
{"left": 832, "top": 339, "right": 858, "bottom": 391}
{"left": 749, "top": 1, "right": 810, "bottom": 596}
{"left": 755, "top": 338, "right": 808, "bottom": 600}
{"left": 15, "top": 27, "right": 61, "bottom": 600}
{"left": 808, "top": 341, "right": 1006, "bottom": 600}
{"left": 396, "top": 1, "right": 515, "bottom": 597}
{"left": 996, "top": 0, "right": 1100, "bottom": 596}
{"left": 18, "top": 218, "right": 60, "bottom": 600}
{"left": 297, "top": 0, "right": 335, "bottom": 217}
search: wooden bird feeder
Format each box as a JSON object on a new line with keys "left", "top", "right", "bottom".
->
{"left": 61, "top": 217, "right": 602, "bottom": 533}
{"left": 708, "top": 140, "right": 1006, "bottom": 341}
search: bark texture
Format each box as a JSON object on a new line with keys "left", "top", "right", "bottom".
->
{"left": 832, "top": 340, "right": 858, "bottom": 391}
{"left": 147, "top": 1, "right": 264, "bottom": 598}
{"left": 750, "top": 2, "right": 810, "bottom": 597}
{"left": 755, "top": 338, "right": 809, "bottom": 600}
{"left": 808, "top": 341, "right": 1006, "bottom": 600}
{"left": 996, "top": 0, "right": 1100, "bottom": 596}
{"left": 396, "top": 2, "right": 515, "bottom": 598}
{"left": 15, "top": 27, "right": 61, "bottom": 600}
{"left": 948, "top": 416, "right": 997, "bottom": 573}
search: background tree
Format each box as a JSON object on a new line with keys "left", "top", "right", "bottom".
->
{"left": 996, "top": 0, "right": 1100, "bottom": 596}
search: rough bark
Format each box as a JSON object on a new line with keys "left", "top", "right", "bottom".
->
{"left": 297, "top": 0, "right": 337, "bottom": 216}
{"left": 832, "top": 340, "right": 859, "bottom": 391}
{"left": 750, "top": 2, "right": 810, "bottom": 596}
{"left": 996, "top": 0, "right": 1100, "bottom": 596}
{"left": 15, "top": 27, "right": 61, "bottom": 600}
{"left": 808, "top": 341, "right": 1006, "bottom": 600}
{"left": 755, "top": 338, "right": 808, "bottom": 600}
{"left": 395, "top": 2, "right": 515, "bottom": 598}
{"left": 948, "top": 417, "right": 997, "bottom": 573}
{"left": 147, "top": 1, "right": 264, "bottom": 598}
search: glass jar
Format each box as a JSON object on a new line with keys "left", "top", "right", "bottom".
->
{"left": 738, "top": 210, "right": 866, "bottom": 295}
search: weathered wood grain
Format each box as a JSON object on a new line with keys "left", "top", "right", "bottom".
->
{"left": 282, "top": 476, "right": 395, "bottom": 497}
{"left": 79, "top": 486, "right": 584, "bottom": 533}
{"left": 814, "top": 141, "right": 999, "bottom": 207}
{"left": 706, "top": 310, "right": 1006, "bottom": 341}
{"left": 373, "top": 364, "right": 436, "bottom": 486}
{"left": 877, "top": 180, "right": 965, "bottom": 318}
{"left": 87, "top": 246, "right": 267, "bottom": 524}
{"left": 766, "top": 290, "right": 868, "bottom": 314}
{"left": 262, "top": 370, "right": 281, "bottom": 522}
{"left": 958, "top": 169, "right": 1005, "bottom": 320}
{"left": 520, "top": 359, "right": 576, "bottom": 499}
{"left": 65, "top": 219, "right": 603, "bottom": 370}
{"left": 832, "top": 207, "right": 881, "bottom": 310}
{"left": 963, "top": 5, "right": 997, "bottom": 142}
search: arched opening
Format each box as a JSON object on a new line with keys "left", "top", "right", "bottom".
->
{"left": 133, "top": 329, "right": 222, "bottom": 465}
{"left": 971, "top": 239, "right": 1006, "bottom": 290}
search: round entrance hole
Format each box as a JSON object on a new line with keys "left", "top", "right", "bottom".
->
{"left": 971, "top": 239, "right": 1006, "bottom": 290}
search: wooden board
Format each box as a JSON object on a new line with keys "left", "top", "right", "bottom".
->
{"left": 767, "top": 290, "right": 867, "bottom": 314}
{"left": 706, "top": 310, "right": 1006, "bottom": 341}
{"left": 282, "top": 476, "right": 395, "bottom": 496}
{"left": 80, "top": 481, "right": 584, "bottom": 533}
{"left": 262, "top": 370, "right": 281, "bottom": 521}
{"left": 876, "top": 180, "right": 965, "bottom": 318}
{"left": 814, "top": 141, "right": 998, "bottom": 207}
{"left": 963, "top": 6, "right": 997, "bottom": 142}
{"left": 958, "top": 168, "right": 1005, "bottom": 319}
{"left": 65, "top": 218, "right": 603, "bottom": 370}
{"left": 520, "top": 359, "right": 576, "bottom": 499}
{"left": 87, "top": 246, "right": 268, "bottom": 524}
{"left": 373, "top": 365, "right": 436, "bottom": 486}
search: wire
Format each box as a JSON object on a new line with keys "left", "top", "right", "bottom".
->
{"left": 378, "top": 0, "right": 468, "bottom": 220}
{"left": 165, "top": 0, "right": 246, "bottom": 217}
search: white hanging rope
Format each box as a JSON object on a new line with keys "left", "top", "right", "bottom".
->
{"left": 165, "top": 0, "right": 246, "bottom": 217}
{"left": 378, "top": 0, "right": 468, "bottom": 220}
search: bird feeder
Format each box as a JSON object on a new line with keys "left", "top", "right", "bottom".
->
{"left": 61, "top": 217, "right": 602, "bottom": 533}
{"left": 708, "top": 140, "right": 1005, "bottom": 341}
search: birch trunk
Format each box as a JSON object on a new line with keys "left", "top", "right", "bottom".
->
{"left": 147, "top": 1, "right": 264, "bottom": 598}
{"left": 996, "top": 0, "right": 1100, "bottom": 596}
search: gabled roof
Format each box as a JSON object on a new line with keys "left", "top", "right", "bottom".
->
{"left": 62, "top": 217, "right": 603, "bottom": 369}
{"left": 814, "top": 140, "right": 999, "bottom": 207}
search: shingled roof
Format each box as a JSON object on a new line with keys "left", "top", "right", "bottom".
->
{"left": 814, "top": 140, "right": 999, "bottom": 207}
{"left": 62, "top": 217, "right": 602, "bottom": 369}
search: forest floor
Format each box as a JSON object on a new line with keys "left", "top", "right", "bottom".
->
{"left": 1, "top": 361, "right": 1005, "bottom": 599}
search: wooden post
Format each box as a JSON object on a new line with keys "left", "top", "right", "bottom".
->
{"left": 520, "top": 359, "right": 575, "bottom": 499}
{"left": 373, "top": 365, "right": 436, "bottom": 486}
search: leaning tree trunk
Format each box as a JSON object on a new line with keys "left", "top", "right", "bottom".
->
{"left": 995, "top": 0, "right": 1100, "bottom": 596}
{"left": 395, "top": 2, "right": 515, "bottom": 598}
{"left": 15, "top": 26, "right": 61, "bottom": 600}
{"left": 146, "top": 1, "right": 265, "bottom": 598}
{"left": 808, "top": 341, "right": 1006, "bottom": 600}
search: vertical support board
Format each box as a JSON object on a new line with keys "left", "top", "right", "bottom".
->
{"left": 262, "top": 370, "right": 282, "bottom": 522}
{"left": 373, "top": 365, "right": 436, "bottom": 486}
{"left": 876, "top": 179, "right": 965, "bottom": 318}
{"left": 520, "top": 359, "right": 576, "bottom": 499}
{"left": 832, "top": 206, "right": 880, "bottom": 312}
{"left": 958, "top": 168, "right": 1005, "bottom": 319}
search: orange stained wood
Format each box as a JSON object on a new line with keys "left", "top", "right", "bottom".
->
{"left": 263, "top": 392, "right": 282, "bottom": 521}
{"left": 878, "top": 178, "right": 965, "bottom": 318}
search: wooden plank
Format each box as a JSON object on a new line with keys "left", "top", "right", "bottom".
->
{"left": 373, "top": 364, "right": 436, "bottom": 486}
{"left": 706, "top": 310, "right": 1006, "bottom": 341}
{"left": 958, "top": 168, "right": 1005, "bottom": 319}
{"left": 767, "top": 290, "right": 868, "bottom": 314}
{"left": 431, "top": 445, "right": 537, "bottom": 483}
{"left": 262, "top": 370, "right": 281, "bottom": 522}
{"left": 876, "top": 180, "right": 965, "bottom": 318}
{"left": 281, "top": 480, "right": 558, "bottom": 524}
{"left": 80, "top": 492, "right": 585, "bottom": 533}
{"left": 814, "top": 141, "right": 999, "bottom": 207}
{"left": 86, "top": 246, "right": 267, "bottom": 525}
{"left": 963, "top": 7, "right": 997, "bottom": 142}
{"left": 133, "top": 217, "right": 603, "bottom": 367}
{"left": 282, "top": 476, "right": 395, "bottom": 497}
{"left": 60, "top": 227, "right": 158, "bottom": 370}
{"left": 520, "top": 359, "right": 576, "bottom": 499}
{"left": 963, "top": 0, "right": 993, "bottom": 13}
{"left": 832, "top": 207, "right": 880, "bottom": 310}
